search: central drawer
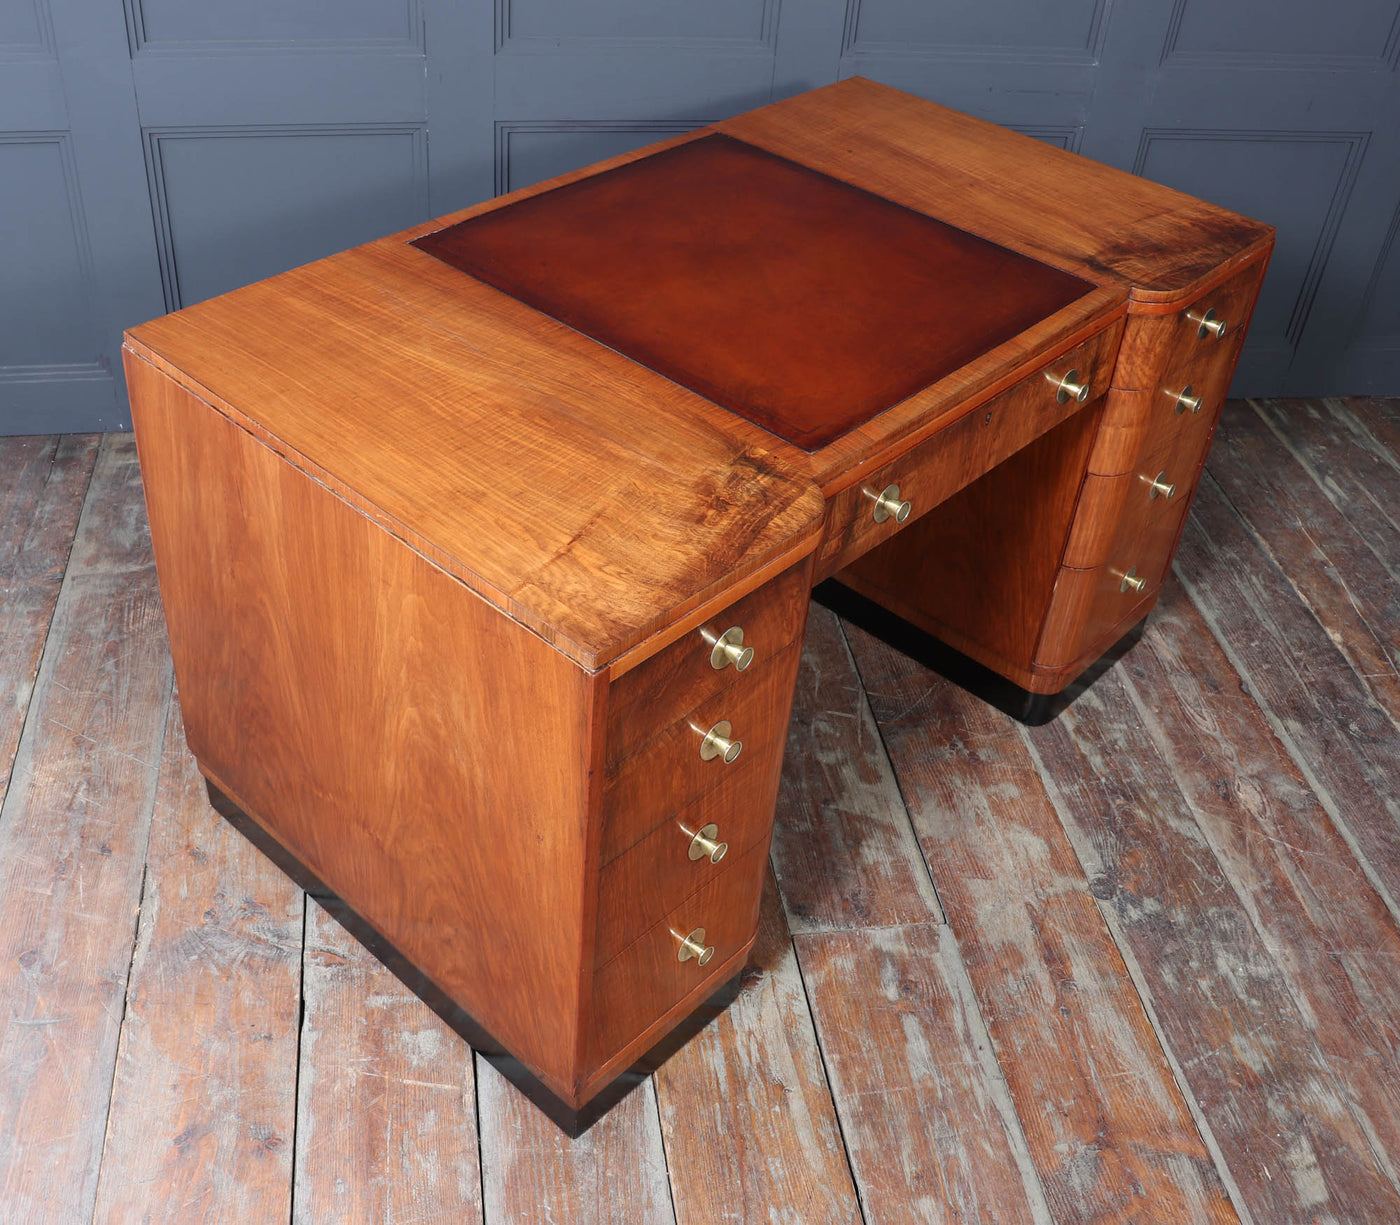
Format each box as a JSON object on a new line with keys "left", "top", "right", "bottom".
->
{"left": 815, "top": 320, "right": 1123, "bottom": 579}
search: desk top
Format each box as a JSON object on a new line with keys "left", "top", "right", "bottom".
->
{"left": 125, "top": 78, "right": 1272, "bottom": 671}
{"left": 411, "top": 133, "right": 1093, "bottom": 451}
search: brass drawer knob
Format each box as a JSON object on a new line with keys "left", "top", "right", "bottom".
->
{"left": 1188, "top": 308, "right": 1228, "bottom": 340}
{"left": 703, "top": 625, "right": 754, "bottom": 672}
{"left": 1047, "top": 367, "right": 1090, "bottom": 404}
{"left": 1119, "top": 567, "right": 1147, "bottom": 594}
{"left": 685, "top": 823, "right": 728, "bottom": 863}
{"left": 676, "top": 927, "right": 714, "bottom": 965}
{"left": 864, "top": 483, "right": 911, "bottom": 524}
{"left": 1146, "top": 471, "right": 1177, "bottom": 500}
{"left": 697, "top": 719, "right": 742, "bottom": 763}
{"left": 1169, "top": 384, "right": 1203, "bottom": 415}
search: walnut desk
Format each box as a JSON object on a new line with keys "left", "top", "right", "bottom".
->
{"left": 123, "top": 78, "right": 1273, "bottom": 1132}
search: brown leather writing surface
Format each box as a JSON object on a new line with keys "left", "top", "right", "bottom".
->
{"left": 411, "top": 134, "right": 1094, "bottom": 450}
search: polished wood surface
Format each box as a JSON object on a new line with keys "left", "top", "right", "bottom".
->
{"left": 9, "top": 399, "right": 1400, "bottom": 1217}
{"left": 126, "top": 355, "right": 602, "bottom": 1098}
{"left": 589, "top": 841, "right": 769, "bottom": 1066}
{"left": 603, "top": 639, "right": 803, "bottom": 827}
{"left": 843, "top": 248, "right": 1270, "bottom": 694}
{"left": 720, "top": 78, "right": 1274, "bottom": 307}
{"left": 840, "top": 405, "right": 1104, "bottom": 681}
{"left": 816, "top": 322, "right": 1120, "bottom": 581}
{"left": 604, "top": 558, "right": 810, "bottom": 766}
{"left": 118, "top": 78, "right": 1273, "bottom": 1128}
{"left": 122, "top": 270, "right": 826, "bottom": 673}
{"left": 414, "top": 133, "right": 1094, "bottom": 451}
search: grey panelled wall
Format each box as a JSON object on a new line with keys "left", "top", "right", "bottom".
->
{"left": 4, "top": 0, "right": 1400, "bottom": 433}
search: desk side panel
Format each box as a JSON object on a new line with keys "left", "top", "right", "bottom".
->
{"left": 125, "top": 351, "right": 597, "bottom": 1096}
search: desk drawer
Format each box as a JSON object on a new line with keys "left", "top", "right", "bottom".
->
{"left": 1155, "top": 262, "right": 1262, "bottom": 379}
{"left": 595, "top": 776, "right": 776, "bottom": 966}
{"left": 590, "top": 840, "right": 768, "bottom": 1064}
{"left": 815, "top": 322, "right": 1121, "bottom": 578}
{"left": 604, "top": 638, "right": 802, "bottom": 849}
{"left": 606, "top": 560, "right": 809, "bottom": 768}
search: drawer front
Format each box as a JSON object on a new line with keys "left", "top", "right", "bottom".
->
{"left": 606, "top": 560, "right": 810, "bottom": 767}
{"left": 816, "top": 322, "right": 1121, "bottom": 579}
{"left": 590, "top": 840, "right": 768, "bottom": 1065}
{"left": 1157, "top": 262, "right": 1264, "bottom": 378}
{"left": 602, "top": 750, "right": 771, "bottom": 864}
{"left": 604, "top": 638, "right": 802, "bottom": 850}
{"left": 596, "top": 757, "right": 780, "bottom": 965}
{"left": 1041, "top": 442, "right": 1192, "bottom": 666}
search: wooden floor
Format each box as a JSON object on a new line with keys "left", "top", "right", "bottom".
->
{"left": 2, "top": 398, "right": 1400, "bottom": 1223}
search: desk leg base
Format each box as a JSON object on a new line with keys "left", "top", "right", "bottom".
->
{"left": 203, "top": 779, "right": 742, "bottom": 1137}
{"left": 814, "top": 580, "right": 1145, "bottom": 726}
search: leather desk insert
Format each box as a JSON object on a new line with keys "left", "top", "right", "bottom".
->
{"left": 123, "top": 77, "right": 1272, "bottom": 1132}
{"left": 412, "top": 132, "right": 1093, "bottom": 451}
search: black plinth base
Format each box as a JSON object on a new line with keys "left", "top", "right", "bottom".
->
{"left": 204, "top": 781, "right": 741, "bottom": 1138}
{"left": 813, "top": 580, "right": 1145, "bottom": 726}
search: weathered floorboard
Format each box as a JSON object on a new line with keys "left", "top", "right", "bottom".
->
{"left": 294, "top": 900, "right": 482, "bottom": 1224}
{"left": 1123, "top": 580, "right": 1400, "bottom": 1197}
{"left": 1027, "top": 660, "right": 1400, "bottom": 1221}
{"left": 1175, "top": 473, "right": 1400, "bottom": 918}
{"left": 93, "top": 702, "right": 303, "bottom": 1223}
{"left": 654, "top": 870, "right": 861, "bottom": 1225}
{"left": 1208, "top": 403, "right": 1400, "bottom": 723}
{"left": 770, "top": 603, "right": 942, "bottom": 933}
{"left": 797, "top": 919, "right": 1052, "bottom": 1223}
{"left": 1345, "top": 396, "right": 1400, "bottom": 475}
{"left": 0, "top": 434, "right": 98, "bottom": 795}
{"left": 1249, "top": 398, "right": 1400, "bottom": 584}
{"left": 478, "top": 1057, "right": 672, "bottom": 1224}
{"left": 0, "top": 436, "right": 174, "bottom": 1223}
{"left": 847, "top": 621, "right": 1236, "bottom": 1224}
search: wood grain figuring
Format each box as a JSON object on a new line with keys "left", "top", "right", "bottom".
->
{"left": 769, "top": 602, "right": 942, "bottom": 933}
{"left": 478, "top": 1058, "right": 671, "bottom": 1223}
{"left": 0, "top": 436, "right": 174, "bottom": 1225}
{"left": 797, "top": 922, "right": 1053, "bottom": 1222}
{"left": 603, "top": 639, "right": 802, "bottom": 828}
{"left": 590, "top": 841, "right": 768, "bottom": 1067}
{"left": 93, "top": 701, "right": 302, "bottom": 1224}
{"left": 114, "top": 77, "right": 1279, "bottom": 1132}
{"left": 1089, "top": 255, "right": 1268, "bottom": 478}
{"left": 814, "top": 321, "right": 1119, "bottom": 579}
{"left": 605, "top": 558, "right": 811, "bottom": 762}
{"left": 599, "top": 753, "right": 772, "bottom": 867}
{"left": 1031, "top": 566, "right": 1154, "bottom": 681}
{"left": 1106, "top": 262, "right": 1263, "bottom": 393}
{"left": 294, "top": 901, "right": 482, "bottom": 1224}
{"left": 719, "top": 79, "right": 1274, "bottom": 305}
{"left": 12, "top": 397, "right": 1400, "bottom": 1212}
{"left": 653, "top": 872, "right": 861, "bottom": 1225}
{"left": 1126, "top": 581, "right": 1400, "bottom": 1200}
{"left": 124, "top": 294, "right": 826, "bottom": 671}
{"left": 414, "top": 133, "right": 1095, "bottom": 451}
{"left": 846, "top": 620, "right": 1236, "bottom": 1223}
{"left": 596, "top": 790, "right": 773, "bottom": 967}
{"left": 0, "top": 434, "right": 97, "bottom": 794}
{"left": 126, "top": 355, "right": 599, "bottom": 1099}
{"left": 604, "top": 582, "right": 807, "bottom": 771}
{"left": 1176, "top": 474, "right": 1400, "bottom": 915}
{"left": 1027, "top": 676, "right": 1400, "bottom": 1221}
{"left": 839, "top": 405, "right": 1104, "bottom": 685}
